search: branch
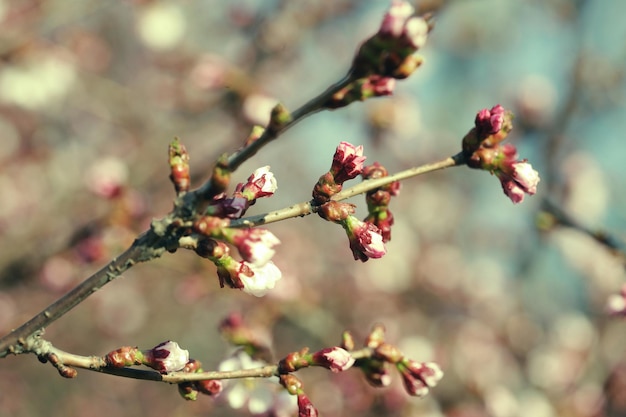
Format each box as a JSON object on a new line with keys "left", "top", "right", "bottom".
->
{"left": 230, "top": 152, "right": 465, "bottom": 228}
{"left": 0, "top": 229, "right": 166, "bottom": 358}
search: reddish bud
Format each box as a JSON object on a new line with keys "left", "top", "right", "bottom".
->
{"left": 311, "top": 347, "right": 355, "bottom": 373}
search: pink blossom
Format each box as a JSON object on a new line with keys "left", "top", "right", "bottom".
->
{"left": 241, "top": 166, "right": 278, "bottom": 199}
{"left": 231, "top": 228, "right": 280, "bottom": 267}
{"left": 143, "top": 341, "right": 189, "bottom": 373}
{"left": 344, "top": 216, "right": 386, "bottom": 262}
{"left": 398, "top": 360, "right": 443, "bottom": 397}
{"left": 330, "top": 142, "right": 366, "bottom": 184}
{"left": 311, "top": 347, "right": 355, "bottom": 373}
{"left": 497, "top": 161, "right": 540, "bottom": 204}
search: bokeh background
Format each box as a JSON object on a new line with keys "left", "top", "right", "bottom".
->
{"left": 1, "top": 0, "right": 626, "bottom": 416}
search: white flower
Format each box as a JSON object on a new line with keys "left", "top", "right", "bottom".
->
{"left": 240, "top": 261, "right": 282, "bottom": 297}
{"left": 144, "top": 340, "right": 189, "bottom": 373}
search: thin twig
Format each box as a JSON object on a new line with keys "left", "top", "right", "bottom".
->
{"left": 231, "top": 152, "right": 465, "bottom": 228}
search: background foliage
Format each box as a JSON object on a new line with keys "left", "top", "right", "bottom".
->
{"left": 1, "top": 1, "right": 625, "bottom": 416}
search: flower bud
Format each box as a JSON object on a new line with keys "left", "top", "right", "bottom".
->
{"left": 297, "top": 394, "right": 319, "bottom": 417}
{"left": 311, "top": 347, "right": 355, "bottom": 373}
{"left": 397, "top": 360, "right": 443, "bottom": 397}
{"left": 143, "top": 341, "right": 189, "bottom": 373}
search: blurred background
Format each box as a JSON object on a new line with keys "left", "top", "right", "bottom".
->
{"left": 1, "top": 0, "right": 626, "bottom": 416}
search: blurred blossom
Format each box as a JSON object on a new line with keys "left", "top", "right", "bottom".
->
{"left": 484, "top": 386, "right": 519, "bottom": 417}
{"left": 243, "top": 94, "right": 279, "bottom": 126}
{"left": 218, "top": 350, "right": 296, "bottom": 415}
{"left": 240, "top": 261, "right": 282, "bottom": 297}
{"left": 189, "top": 55, "right": 228, "bottom": 90}
{"left": 85, "top": 157, "right": 129, "bottom": 199}
{"left": 552, "top": 313, "right": 595, "bottom": 351}
{"left": 527, "top": 344, "right": 585, "bottom": 393}
{"left": 231, "top": 228, "right": 280, "bottom": 267}
{"left": 606, "top": 286, "right": 626, "bottom": 316}
{"left": 561, "top": 152, "right": 609, "bottom": 225}
{"left": 93, "top": 282, "right": 148, "bottom": 337}
{"left": 39, "top": 256, "right": 77, "bottom": 292}
{"left": 0, "top": 116, "right": 19, "bottom": 162}
{"left": 552, "top": 229, "right": 625, "bottom": 296}
{"left": 0, "top": 55, "right": 76, "bottom": 110}
{"left": 513, "top": 73, "right": 557, "bottom": 127}
{"left": 0, "top": 293, "right": 17, "bottom": 334}
{"left": 137, "top": 3, "right": 186, "bottom": 51}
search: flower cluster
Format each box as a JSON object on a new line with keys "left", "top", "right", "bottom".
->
{"left": 219, "top": 350, "right": 297, "bottom": 416}
{"left": 362, "top": 162, "right": 400, "bottom": 242}
{"left": 186, "top": 164, "right": 282, "bottom": 297}
{"left": 278, "top": 346, "right": 355, "bottom": 374}
{"left": 313, "top": 142, "right": 388, "bottom": 261}
{"left": 178, "top": 359, "right": 224, "bottom": 401}
{"left": 324, "top": 1, "right": 431, "bottom": 109}
{"left": 347, "top": 324, "right": 444, "bottom": 397}
{"left": 207, "top": 166, "right": 278, "bottom": 219}
{"left": 463, "top": 105, "right": 540, "bottom": 204}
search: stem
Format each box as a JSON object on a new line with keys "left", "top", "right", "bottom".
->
{"left": 195, "top": 74, "right": 355, "bottom": 201}
{"left": 0, "top": 229, "right": 165, "bottom": 358}
{"left": 231, "top": 152, "right": 466, "bottom": 228}
{"left": 40, "top": 342, "right": 375, "bottom": 383}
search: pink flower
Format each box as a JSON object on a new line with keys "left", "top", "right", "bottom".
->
{"left": 143, "top": 341, "right": 189, "bottom": 373}
{"left": 231, "top": 228, "right": 280, "bottom": 267}
{"left": 311, "top": 347, "right": 355, "bottom": 373}
{"left": 239, "top": 261, "right": 282, "bottom": 297}
{"left": 241, "top": 166, "right": 278, "bottom": 199}
{"left": 497, "top": 161, "right": 540, "bottom": 204}
{"left": 398, "top": 360, "right": 443, "bottom": 397}
{"left": 330, "top": 142, "right": 366, "bottom": 184}
{"left": 343, "top": 216, "right": 386, "bottom": 262}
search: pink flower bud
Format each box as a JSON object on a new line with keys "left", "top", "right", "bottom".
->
{"left": 343, "top": 216, "right": 386, "bottom": 262}
{"left": 311, "top": 347, "right": 355, "bottom": 373}
{"left": 297, "top": 394, "right": 319, "bottom": 417}
{"left": 143, "top": 341, "right": 189, "bottom": 373}
{"left": 330, "top": 142, "right": 367, "bottom": 184}
{"left": 231, "top": 228, "right": 281, "bottom": 267}
{"left": 196, "top": 379, "right": 223, "bottom": 397}
{"left": 398, "top": 360, "right": 443, "bottom": 397}
{"left": 241, "top": 166, "right": 277, "bottom": 199}
{"left": 497, "top": 161, "right": 540, "bottom": 204}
